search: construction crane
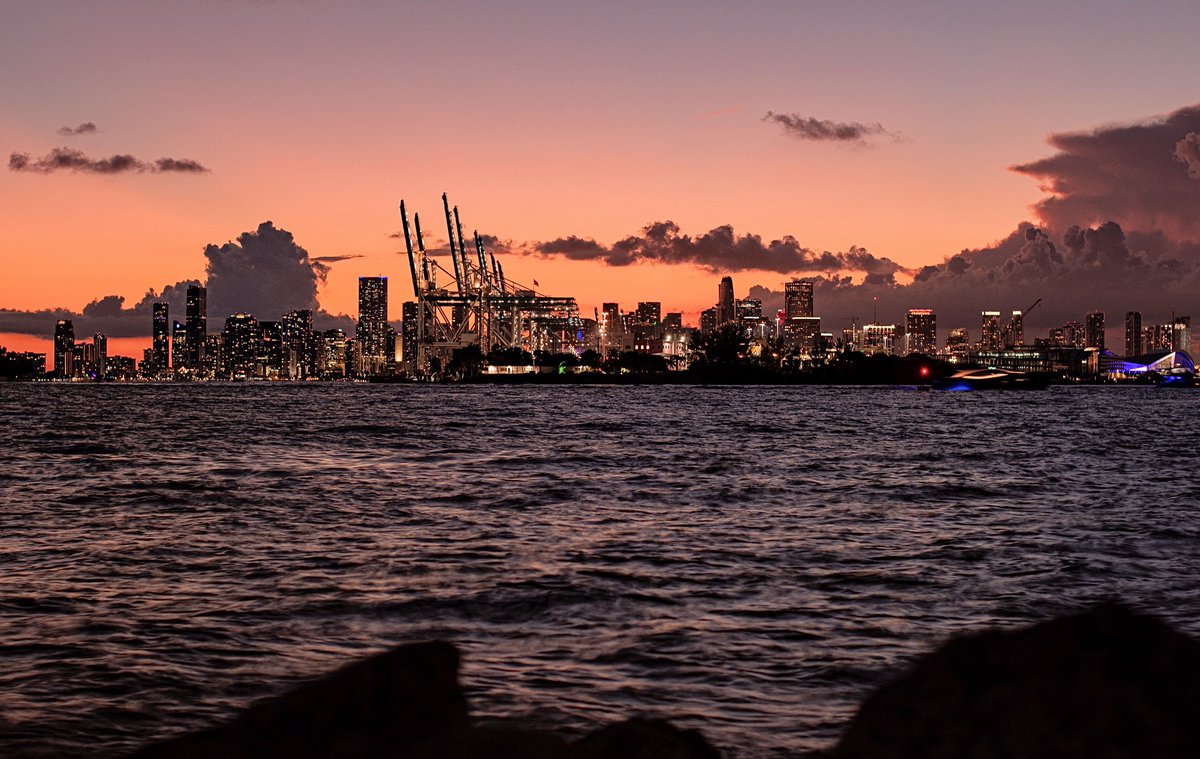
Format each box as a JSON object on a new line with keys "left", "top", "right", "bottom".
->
{"left": 1025, "top": 298, "right": 1042, "bottom": 317}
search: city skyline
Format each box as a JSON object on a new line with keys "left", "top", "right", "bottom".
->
{"left": 4, "top": 2, "right": 1200, "bottom": 359}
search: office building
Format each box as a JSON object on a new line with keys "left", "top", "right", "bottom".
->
{"left": 784, "top": 279, "right": 814, "bottom": 319}
{"left": 699, "top": 307, "right": 717, "bottom": 335}
{"left": 717, "top": 276, "right": 735, "bottom": 325}
{"left": 185, "top": 285, "right": 207, "bottom": 371}
{"left": 905, "top": 309, "right": 936, "bottom": 355}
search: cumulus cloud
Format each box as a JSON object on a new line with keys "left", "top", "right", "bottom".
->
{"left": 1175, "top": 132, "right": 1200, "bottom": 179}
{"left": 1011, "top": 104, "right": 1200, "bottom": 241}
{"left": 58, "top": 122, "right": 97, "bottom": 136}
{"left": 763, "top": 112, "right": 900, "bottom": 145}
{"left": 524, "top": 220, "right": 911, "bottom": 279}
{"left": 9, "top": 147, "right": 209, "bottom": 174}
{"left": 0, "top": 222, "right": 353, "bottom": 337}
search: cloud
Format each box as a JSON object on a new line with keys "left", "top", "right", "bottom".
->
{"left": 58, "top": 122, "right": 97, "bottom": 136}
{"left": 746, "top": 221, "right": 1200, "bottom": 337}
{"left": 763, "top": 111, "right": 900, "bottom": 145}
{"left": 1175, "top": 132, "right": 1200, "bottom": 179}
{"left": 1011, "top": 103, "right": 1200, "bottom": 241}
{"left": 312, "top": 254, "right": 365, "bottom": 264}
{"left": 0, "top": 222, "right": 353, "bottom": 338}
{"left": 522, "top": 220, "right": 911, "bottom": 279}
{"left": 8, "top": 147, "right": 210, "bottom": 174}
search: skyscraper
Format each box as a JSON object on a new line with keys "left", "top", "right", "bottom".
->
{"left": 401, "top": 301, "right": 419, "bottom": 369}
{"left": 980, "top": 311, "right": 1002, "bottom": 350}
{"left": 281, "top": 309, "right": 314, "bottom": 379}
{"left": 152, "top": 302, "right": 170, "bottom": 374}
{"left": 946, "top": 327, "right": 969, "bottom": 353}
{"left": 223, "top": 313, "right": 260, "bottom": 378}
{"left": 185, "top": 285, "right": 207, "bottom": 371}
{"left": 784, "top": 279, "right": 814, "bottom": 319}
{"left": 53, "top": 319, "right": 74, "bottom": 378}
{"left": 171, "top": 321, "right": 187, "bottom": 374}
{"left": 1173, "top": 316, "right": 1191, "bottom": 353}
{"left": 905, "top": 309, "right": 936, "bottom": 355}
{"left": 1085, "top": 311, "right": 1105, "bottom": 351}
{"left": 357, "top": 276, "right": 388, "bottom": 375}
{"left": 717, "top": 276, "right": 735, "bottom": 325}
{"left": 1125, "top": 311, "right": 1142, "bottom": 357}
{"left": 1006, "top": 311, "right": 1024, "bottom": 348}
{"left": 93, "top": 333, "right": 107, "bottom": 379}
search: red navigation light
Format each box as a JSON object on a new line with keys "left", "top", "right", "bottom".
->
{"left": 919, "top": 366, "right": 930, "bottom": 377}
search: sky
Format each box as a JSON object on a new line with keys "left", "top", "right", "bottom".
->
{"left": 3, "top": 0, "right": 1200, "bottom": 359}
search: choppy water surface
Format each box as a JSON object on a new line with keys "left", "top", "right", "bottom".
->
{"left": 2, "top": 384, "right": 1199, "bottom": 757}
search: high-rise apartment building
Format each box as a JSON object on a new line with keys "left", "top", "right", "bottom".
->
{"left": 185, "top": 285, "right": 207, "bottom": 371}
{"left": 281, "top": 309, "right": 314, "bottom": 379}
{"left": 223, "top": 313, "right": 260, "bottom": 378}
{"left": 946, "top": 327, "right": 969, "bottom": 353}
{"left": 53, "top": 319, "right": 75, "bottom": 378}
{"left": 357, "top": 276, "right": 388, "bottom": 374}
{"left": 93, "top": 333, "right": 107, "bottom": 379}
{"left": 784, "top": 279, "right": 814, "bottom": 319}
{"left": 1125, "top": 311, "right": 1142, "bottom": 357}
{"left": 905, "top": 309, "right": 937, "bottom": 355}
{"left": 980, "top": 311, "right": 1002, "bottom": 350}
{"left": 171, "top": 321, "right": 187, "bottom": 373}
{"left": 1173, "top": 316, "right": 1192, "bottom": 353}
{"left": 699, "top": 308, "right": 717, "bottom": 335}
{"left": 152, "top": 302, "right": 170, "bottom": 374}
{"left": 1085, "top": 311, "right": 1105, "bottom": 351}
{"left": 717, "top": 276, "right": 735, "bottom": 325}
{"left": 1006, "top": 311, "right": 1024, "bottom": 348}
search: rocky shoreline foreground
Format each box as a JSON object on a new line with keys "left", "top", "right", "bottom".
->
{"left": 127, "top": 604, "right": 1200, "bottom": 758}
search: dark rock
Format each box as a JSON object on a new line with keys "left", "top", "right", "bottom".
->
{"left": 128, "top": 640, "right": 468, "bottom": 759}
{"left": 829, "top": 603, "right": 1200, "bottom": 758}
{"left": 572, "top": 718, "right": 721, "bottom": 758}
{"left": 125, "top": 641, "right": 717, "bottom": 758}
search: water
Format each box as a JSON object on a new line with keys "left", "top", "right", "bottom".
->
{"left": 2, "top": 384, "right": 1199, "bottom": 757}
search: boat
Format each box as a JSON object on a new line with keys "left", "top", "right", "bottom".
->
{"left": 933, "top": 368, "right": 1050, "bottom": 391}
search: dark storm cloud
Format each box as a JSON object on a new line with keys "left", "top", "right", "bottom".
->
{"left": 0, "top": 282, "right": 201, "bottom": 338}
{"left": 1011, "top": 103, "right": 1200, "bottom": 241}
{"left": 762, "top": 112, "right": 900, "bottom": 145}
{"left": 57, "top": 122, "right": 97, "bottom": 136}
{"left": 1175, "top": 132, "right": 1200, "bottom": 179}
{"left": 526, "top": 221, "right": 911, "bottom": 278}
{"left": 0, "top": 223, "right": 353, "bottom": 337}
{"left": 748, "top": 221, "right": 1200, "bottom": 335}
{"left": 8, "top": 147, "right": 210, "bottom": 174}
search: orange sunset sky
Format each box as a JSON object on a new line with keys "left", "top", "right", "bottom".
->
{"left": 3, "top": 1, "right": 1200, "bottom": 359}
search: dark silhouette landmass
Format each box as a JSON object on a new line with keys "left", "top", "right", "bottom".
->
{"left": 126, "top": 604, "right": 1200, "bottom": 758}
